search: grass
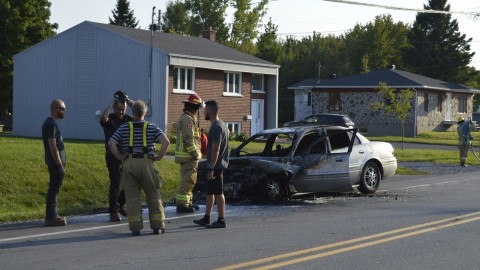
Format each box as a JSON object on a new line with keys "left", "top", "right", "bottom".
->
{"left": 0, "top": 131, "right": 474, "bottom": 222}
{"left": 368, "top": 130, "right": 478, "bottom": 146}
{"left": 0, "top": 135, "right": 180, "bottom": 223}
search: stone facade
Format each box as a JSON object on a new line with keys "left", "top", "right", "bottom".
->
{"left": 310, "top": 88, "right": 473, "bottom": 136}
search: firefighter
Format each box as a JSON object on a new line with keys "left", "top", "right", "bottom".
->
{"left": 175, "top": 93, "right": 204, "bottom": 213}
{"left": 457, "top": 117, "right": 474, "bottom": 167}
{"left": 108, "top": 100, "right": 170, "bottom": 235}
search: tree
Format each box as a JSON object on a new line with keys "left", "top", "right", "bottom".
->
{"left": 109, "top": 0, "right": 139, "bottom": 28}
{"left": 226, "top": 0, "right": 269, "bottom": 54}
{"left": 344, "top": 14, "right": 410, "bottom": 73}
{"left": 255, "top": 18, "right": 283, "bottom": 63}
{"left": 162, "top": 1, "right": 191, "bottom": 34}
{"left": 185, "top": 0, "right": 230, "bottom": 43}
{"left": 0, "top": 0, "right": 57, "bottom": 116}
{"left": 370, "top": 82, "right": 415, "bottom": 149}
{"left": 403, "top": 0, "right": 474, "bottom": 83}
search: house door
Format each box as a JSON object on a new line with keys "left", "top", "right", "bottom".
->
{"left": 295, "top": 90, "right": 312, "bottom": 121}
{"left": 445, "top": 93, "right": 452, "bottom": 121}
{"left": 251, "top": 99, "right": 264, "bottom": 135}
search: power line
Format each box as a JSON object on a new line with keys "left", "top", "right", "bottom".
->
{"left": 320, "top": 0, "right": 480, "bottom": 18}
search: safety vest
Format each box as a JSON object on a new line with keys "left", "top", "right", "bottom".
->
{"left": 175, "top": 112, "right": 201, "bottom": 163}
{"left": 128, "top": 121, "right": 149, "bottom": 155}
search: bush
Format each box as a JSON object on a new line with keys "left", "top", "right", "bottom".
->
{"left": 230, "top": 132, "right": 249, "bottom": 142}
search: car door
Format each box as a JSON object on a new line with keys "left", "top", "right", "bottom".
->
{"left": 347, "top": 132, "right": 367, "bottom": 182}
{"left": 291, "top": 129, "right": 355, "bottom": 193}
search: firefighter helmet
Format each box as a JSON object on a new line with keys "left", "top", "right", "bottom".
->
{"left": 114, "top": 91, "right": 129, "bottom": 102}
{"left": 457, "top": 117, "right": 465, "bottom": 123}
{"left": 183, "top": 93, "right": 204, "bottom": 108}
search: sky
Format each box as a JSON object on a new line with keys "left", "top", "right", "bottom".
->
{"left": 49, "top": 0, "right": 480, "bottom": 70}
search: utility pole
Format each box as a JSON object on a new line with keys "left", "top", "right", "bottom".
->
{"left": 316, "top": 61, "right": 322, "bottom": 85}
{"left": 148, "top": 6, "right": 155, "bottom": 114}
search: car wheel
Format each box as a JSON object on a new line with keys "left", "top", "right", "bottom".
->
{"left": 264, "top": 177, "right": 285, "bottom": 201}
{"left": 358, "top": 162, "right": 381, "bottom": 194}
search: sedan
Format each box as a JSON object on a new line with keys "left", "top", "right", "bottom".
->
{"left": 284, "top": 113, "right": 355, "bottom": 128}
{"left": 196, "top": 126, "right": 397, "bottom": 201}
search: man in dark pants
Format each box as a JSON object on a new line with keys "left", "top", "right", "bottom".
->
{"left": 100, "top": 91, "right": 133, "bottom": 222}
{"left": 42, "top": 99, "right": 67, "bottom": 226}
{"left": 194, "top": 100, "right": 229, "bottom": 228}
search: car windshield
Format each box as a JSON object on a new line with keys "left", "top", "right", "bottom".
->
{"left": 236, "top": 133, "right": 295, "bottom": 157}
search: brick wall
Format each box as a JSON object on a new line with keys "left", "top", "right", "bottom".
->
{"left": 167, "top": 67, "right": 261, "bottom": 135}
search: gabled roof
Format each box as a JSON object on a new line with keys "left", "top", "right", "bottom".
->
{"left": 288, "top": 68, "right": 479, "bottom": 94}
{"left": 90, "top": 21, "right": 277, "bottom": 67}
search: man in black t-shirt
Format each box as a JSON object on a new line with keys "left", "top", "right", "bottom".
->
{"left": 42, "top": 99, "right": 67, "bottom": 226}
{"left": 194, "top": 100, "right": 229, "bottom": 229}
{"left": 100, "top": 93, "right": 133, "bottom": 222}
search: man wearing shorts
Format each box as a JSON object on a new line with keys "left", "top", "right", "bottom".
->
{"left": 194, "top": 100, "right": 229, "bottom": 228}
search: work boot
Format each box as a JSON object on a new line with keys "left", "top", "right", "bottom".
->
{"left": 176, "top": 205, "right": 195, "bottom": 213}
{"left": 45, "top": 216, "right": 67, "bottom": 226}
{"left": 109, "top": 211, "right": 121, "bottom": 222}
{"left": 193, "top": 216, "right": 210, "bottom": 227}
{"left": 206, "top": 219, "right": 226, "bottom": 229}
{"left": 461, "top": 163, "right": 468, "bottom": 167}
{"left": 153, "top": 222, "right": 166, "bottom": 234}
{"left": 118, "top": 206, "right": 127, "bottom": 217}
{"left": 189, "top": 204, "right": 200, "bottom": 211}
{"left": 131, "top": 230, "right": 141, "bottom": 236}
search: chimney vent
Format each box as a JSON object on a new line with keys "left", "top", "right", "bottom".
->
{"left": 202, "top": 27, "right": 216, "bottom": 42}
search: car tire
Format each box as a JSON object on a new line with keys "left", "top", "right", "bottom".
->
{"left": 358, "top": 161, "right": 381, "bottom": 194}
{"left": 264, "top": 177, "right": 285, "bottom": 201}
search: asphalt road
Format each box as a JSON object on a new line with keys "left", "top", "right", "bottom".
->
{"left": 1, "top": 171, "right": 480, "bottom": 270}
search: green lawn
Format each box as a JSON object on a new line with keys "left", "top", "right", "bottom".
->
{"left": 0, "top": 135, "right": 180, "bottom": 222}
{"left": 0, "top": 131, "right": 474, "bottom": 222}
{"left": 368, "top": 130, "right": 477, "bottom": 146}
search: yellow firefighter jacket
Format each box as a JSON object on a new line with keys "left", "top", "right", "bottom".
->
{"left": 175, "top": 111, "right": 201, "bottom": 163}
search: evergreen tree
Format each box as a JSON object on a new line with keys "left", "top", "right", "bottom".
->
{"left": 404, "top": 0, "right": 474, "bottom": 83}
{"left": 0, "top": 0, "right": 57, "bottom": 115}
{"left": 109, "top": 0, "right": 139, "bottom": 28}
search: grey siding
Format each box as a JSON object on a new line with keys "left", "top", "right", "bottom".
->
{"left": 13, "top": 22, "right": 170, "bottom": 139}
{"left": 13, "top": 29, "right": 77, "bottom": 138}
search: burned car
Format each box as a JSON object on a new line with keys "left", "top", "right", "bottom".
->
{"left": 196, "top": 126, "right": 397, "bottom": 201}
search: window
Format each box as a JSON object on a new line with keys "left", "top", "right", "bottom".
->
{"left": 424, "top": 93, "right": 429, "bottom": 112}
{"left": 329, "top": 93, "right": 340, "bottom": 111}
{"left": 226, "top": 122, "right": 241, "bottom": 135}
{"left": 458, "top": 96, "right": 467, "bottom": 113}
{"left": 251, "top": 74, "right": 264, "bottom": 93}
{"left": 173, "top": 67, "right": 195, "bottom": 92}
{"left": 224, "top": 72, "right": 242, "bottom": 95}
{"left": 437, "top": 94, "right": 443, "bottom": 112}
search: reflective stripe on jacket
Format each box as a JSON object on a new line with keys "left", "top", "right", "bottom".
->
{"left": 175, "top": 111, "right": 201, "bottom": 163}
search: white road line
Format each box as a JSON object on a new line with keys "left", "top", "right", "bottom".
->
{"left": 0, "top": 212, "right": 211, "bottom": 243}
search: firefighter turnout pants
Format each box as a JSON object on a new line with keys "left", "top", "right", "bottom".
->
{"left": 176, "top": 160, "right": 198, "bottom": 207}
{"left": 122, "top": 157, "right": 165, "bottom": 232}
{"left": 458, "top": 141, "right": 469, "bottom": 165}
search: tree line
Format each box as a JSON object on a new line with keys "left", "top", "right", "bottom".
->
{"left": 1, "top": 0, "right": 479, "bottom": 125}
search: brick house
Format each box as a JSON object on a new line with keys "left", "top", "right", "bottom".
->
{"left": 13, "top": 21, "right": 279, "bottom": 140}
{"left": 288, "top": 67, "right": 479, "bottom": 136}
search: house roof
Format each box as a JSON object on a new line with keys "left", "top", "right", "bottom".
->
{"left": 90, "top": 21, "right": 277, "bottom": 68}
{"left": 288, "top": 68, "right": 479, "bottom": 94}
